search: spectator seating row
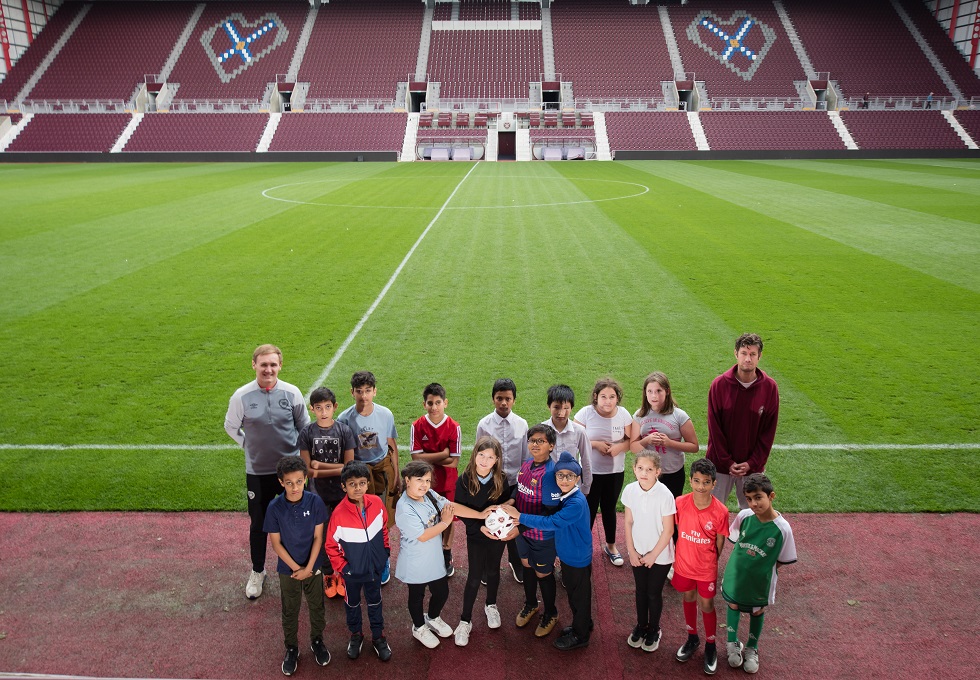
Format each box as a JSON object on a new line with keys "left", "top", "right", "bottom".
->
{"left": 838, "top": 110, "right": 966, "bottom": 149}
{"left": 0, "top": 2, "right": 83, "bottom": 102}
{"left": 123, "top": 112, "right": 268, "bottom": 152}
{"left": 5, "top": 112, "right": 129, "bottom": 152}
{"left": 269, "top": 112, "right": 407, "bottom": 152}
{"left": 427, "top": 29, "right": 543, "bottom": 99}
{"left": 698, "top": 111, "right": 845, "bottom": 150}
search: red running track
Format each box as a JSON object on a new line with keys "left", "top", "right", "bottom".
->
{"left": 0, "top": 512, "right": 975, "bottom": 679}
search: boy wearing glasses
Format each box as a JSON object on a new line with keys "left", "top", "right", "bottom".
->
{"left": 503, "top": 452, "right": 592, "bottom": 651}
{"left": 512, "top": 424, "right": 562, "bottom": 638}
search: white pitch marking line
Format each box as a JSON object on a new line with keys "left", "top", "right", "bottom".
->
{"left": 2, "top": 443, "right": 978, "bottom": 452}
{"left": 303, "top": 162, "right": 480, "bottom": 398}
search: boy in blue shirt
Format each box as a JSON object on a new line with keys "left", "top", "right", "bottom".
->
{"left": 263, "top": 456, "right": 330, "bottom": 675}
{"left": 504, "top": 451, "right": 593, "bottom": 651}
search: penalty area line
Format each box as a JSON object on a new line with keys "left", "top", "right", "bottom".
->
{"left": 303, "top": 162, "right": 480, "bottom": 399}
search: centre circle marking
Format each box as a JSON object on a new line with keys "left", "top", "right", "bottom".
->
{"left": 261, "top": 176, "right": 650, "bottom": 209}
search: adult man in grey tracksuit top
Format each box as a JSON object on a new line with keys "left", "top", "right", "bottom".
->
{"left": 224, "top": 344, "right": 310, "bottom": 599}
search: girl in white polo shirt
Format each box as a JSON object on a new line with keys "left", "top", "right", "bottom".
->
{"left": 621, "top": 451, "right": 676, "bottom": 653}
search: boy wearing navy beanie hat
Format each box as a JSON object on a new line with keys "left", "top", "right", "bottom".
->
{"left": 503, "top": 451, "right": 593, "bottom": 650}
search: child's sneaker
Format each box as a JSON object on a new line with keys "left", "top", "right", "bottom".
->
{"left": 535, "top": 613, "right": 559, "bottom": 637}
{"left": 412, "top": 624, "right": 440, "bottom": 648}
{"left": 627, "top": 625, "right": 645, "bottom": 649}
{"left": 372, "top": 637, "right": 392, "bottom": 662}
{"left": 335, "top": 575, "right": 346, "bottom": 598}
{"left": 381, "top": 559, "right": 391, "bottom": 585}
{"left": 347, "top": 632, "right": 364, "bottom": 659}
{"left": 727, "top": 640, "right": 744, "bottom": 668}
{"left": 641, "top": 629, "right": 662, "bottom": 652}
{"left": 425, "top": 614, "right": 453, "bottom": 638}
{"left": 742, "top": 646, "right": 759, "bottom": 674}
{"left": 676, "top": 635, "right": 700, "bottom": 661}
{"left": 245, "top": 570, "right": 265, "bottom": 599}
{"left": 323, "top": 575, "right": 338, "bottom": 599}
{"left": 703, "top": 642, "right": 718, "bottom": 675}
{"left": 516, "top": 602, "right": 539, "bottom": 627}
{"left": 454, "top": 620, "right": 472, "bottom": 646}
{"left": 310, "top": 638, "right": 331, "bottom": 666}
{"left": 281, "top": 646, "right": 299, "bottom": 676}
{"left": 485, "top": 604, "right": 501, "bottom": 629}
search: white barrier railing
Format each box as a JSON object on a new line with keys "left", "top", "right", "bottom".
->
{"left": 165, "top": 99, "right": 263, "bottom": 113}
{"left": 301, "top": 99, "right": 399, "bottom": 112}
{"left": 572, "top": 99, "right": 670, "bottom": 112}
{"left": 840, "top": 95, "right": 962, "bottom": 111}
{"left": 701, "top": 98, "right": 805, "bottom": 111}
{"left": 427, "top": 98, "right": 527, "bottom": 112}
{"left": 18, "top": 99, "right": 130, "bottom": 113}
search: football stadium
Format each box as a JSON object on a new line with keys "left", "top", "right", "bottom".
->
{"left": 0, "top": 1, "right": 977, "bottom": 678}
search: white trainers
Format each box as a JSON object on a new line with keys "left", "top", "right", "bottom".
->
{"left": 485, "top": 604, "right": 501, "bottom": 629}
{"left": 743, "top": 646, "right": 759, "bottom": 673}
{"left": 412, "top": 625, "right": 440, "bottom": 649}
{"left": 727, "top": 640, "right": 744, "bottom": 668}
{"left": 425, "top": 614, "right": 453, "bottom": 638}
{"left": 245, "top": 570, "right": 265, "bottom": 599}
{"left": 454, "top": 620, "right": 472, "bottom": 646}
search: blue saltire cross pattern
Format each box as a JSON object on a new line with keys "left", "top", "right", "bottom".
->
{"left": 219, "top": 19, "right": 277, "bottom": 65}
{"left": 700, "top": 16, "right": 758, "bottom": 63}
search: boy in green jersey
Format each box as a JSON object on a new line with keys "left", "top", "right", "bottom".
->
{"left": 721, "top": 473, "right": 797, "bottom": 675}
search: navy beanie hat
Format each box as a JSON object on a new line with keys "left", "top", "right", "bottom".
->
{"left": 554, "top": 451, "right": 582, "bottom": 478}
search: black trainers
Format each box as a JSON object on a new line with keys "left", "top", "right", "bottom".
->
{"left": 347, "top": 632, "right": 364, "bottom": 659}
{"left": 703, "top": 642, "right": 718, "bottom": 675}
{"left": 281, "top": 646, "right": 299, "bottom": 676}
{"left": 554, "top": 632, "right": 589, "bottom": 651}
{"left": 677, "top": 635, "right": 700, "bottom": 662}
{"left": 372, "top": 636, "right": 392, "bottom": 662}
{"left": 310, "top": 638, "right": 331, "bottom": 666}
{"left": 628, "top": 625, "right": 645, "bottom": 649}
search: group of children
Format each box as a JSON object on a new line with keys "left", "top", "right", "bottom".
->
{"left": 263, "top": 372, "right": 796, "bottom": 676}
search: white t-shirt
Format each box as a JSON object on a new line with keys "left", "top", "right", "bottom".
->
{"left": 621, "top": 480, "right": 676, "bottom": 565}
{"left": 574, "top": 405, "right": 633, "bottom": 475}
{"left": 632, "top": 406, "right": 691, "bottom": 475}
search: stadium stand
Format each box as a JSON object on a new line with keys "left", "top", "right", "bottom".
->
{"left": 427, "top": 28, "right": 543, "bottom": 99}
{"left": 782, "top": 0, "right": 949, "bottom": 99}
{"left": 518, "top": 2, "right": 540, "bottom": 21}
{"left": 301, "top": 0, "right": 423, "bottom": 100}
{"left": 551, "top": 0, "right": 672, "bottom": 99}
{"left": 604, "top": 112, "right": 698, "bottom": 151}
{"left": 838, "top": 110, "right": 966, "bottom": 149}
{"left": 459, "top": 0, "right": 511, "bottom": 22}
{"left": 165, "top": 2, "right": 308, "bottom": 100}
{"left": 953, "top": 110, "right": 980, "bottom": 142}
{"left": 123, "top": 113, "right": 268, "bottom": 152}
{"left": 699, "top": 111, "right": 846, "bottom": 150}
{"left": 5, "top": 113, "right": 129, "bottom": 152}
{"left": 27, "top": 2, "right": 195, "bottom": 101}
{"left": 668, "top": 1, "right": 806, "bottom": 99}
{"left": 895, "top": 0, "right": 980, "bottom": 99}
{"left": 0, "top": 2, "right": 82, "bottom": 103}
{"left": 269, "top": 112, "right": 407, "bottom": 152}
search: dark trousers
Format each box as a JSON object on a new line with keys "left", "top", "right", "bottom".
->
{"left": 246, "top": 473, "right": 283, "bottom": 573}
{"left": 562, "top": 561, "right": 593, "bottom": 640}
{"left": 344, "top": 578, "right": 384, "bottom": 639}
{"left": 407, "top": 576, "right": 449, "bottom": 628}
{"left": 587, "top": 471, "right": 625, "bottom": 545}
{"left": 659, "top": 467, "right": 685, "bottom": 543}
{"left": 462, "top": 536, "right": 506, "bottom": 622}
{"left": 279, "top": 572, "right": 325, "bottom": 648}
{"left": 633, "top": 562, "right": 671, "bottom": 634}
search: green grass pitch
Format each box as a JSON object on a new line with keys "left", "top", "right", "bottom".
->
{"left": 0, "top": 159, "right": 977, "bottom": 513}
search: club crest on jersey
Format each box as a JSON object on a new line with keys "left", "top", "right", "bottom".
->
{"left": 200, "top": 13, "right": 289, "bottom": 83}
{"left": 766, "top": 537, "right": 776, "bottom": 548}
{"left": 758, "top": 406, "right": 765, "bottom": 415}
{"left": 686, "top": 11, "right": 776, "bottom": 81}
{"left": 279, "top": 399, "right": 290, "bottom": 409}
{"left": 705, "top": 521, "right": 714, "bottom": 531}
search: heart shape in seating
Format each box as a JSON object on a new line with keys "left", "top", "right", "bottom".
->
{"left": 685, "top": 11, "right": 776, "bottom": 81}
{"left": 200, "top": 13, "right": 290, "bottom": 84}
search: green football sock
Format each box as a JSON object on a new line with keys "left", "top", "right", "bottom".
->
{"left": 726, "top": 607, "right": 741, "bottom": 643}
{"left": 748, "top": 612, "right": 765, "bottom": 649}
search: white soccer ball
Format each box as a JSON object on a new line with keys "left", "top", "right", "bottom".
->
{"left": 484, "top": 507, "right": 516, "bottom": 540}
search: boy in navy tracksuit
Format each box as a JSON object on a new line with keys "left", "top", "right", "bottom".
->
{"left": 504, "top": 451, "right": 593, "bottom": 650}
{"left": 324, "top": 461, "right": 392, "bottom": 662}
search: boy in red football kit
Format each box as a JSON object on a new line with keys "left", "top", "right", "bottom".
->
{"left": 410, "top": 383, "right": 462, "bottom": 577}
{"left": 672, "top": 458, "right": 730, "bottom": 675}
